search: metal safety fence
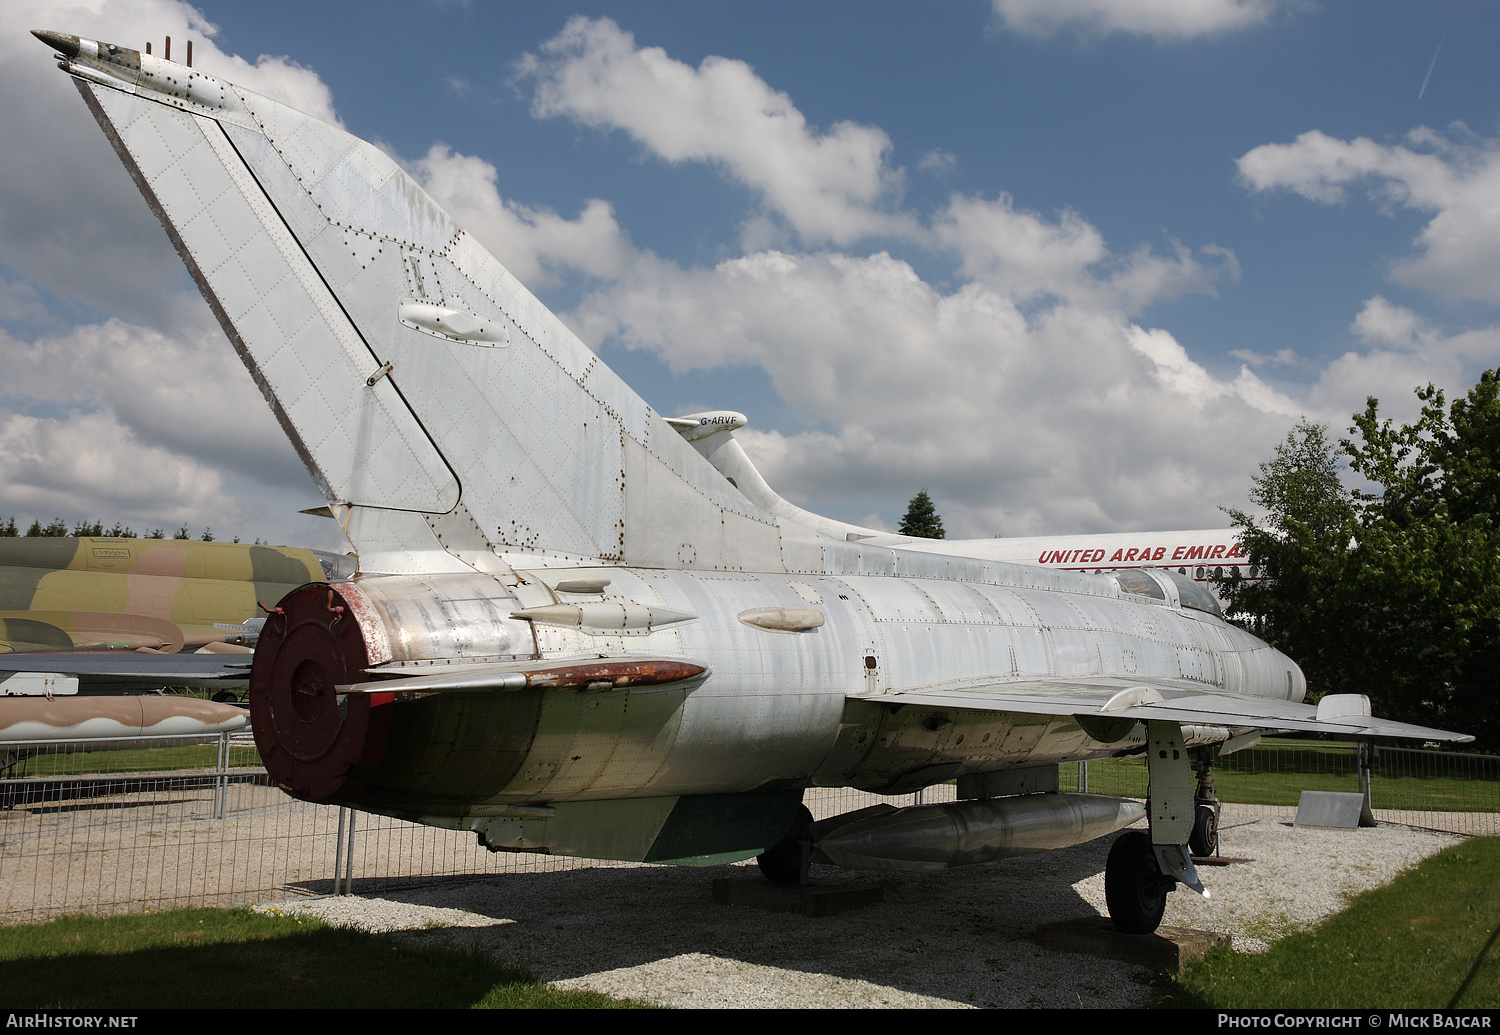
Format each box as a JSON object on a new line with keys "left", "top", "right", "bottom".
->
{"left": 0, "top": 731, "right": 642, "bottom": 924}
{"left": 0, "top": 733, "right": 1492, "bottom": 924}
{"left": 1072, "top": 737, "right": 1500, "bottom": 837}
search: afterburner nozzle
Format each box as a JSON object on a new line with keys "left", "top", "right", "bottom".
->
{"left": 31, "top": 30, "right": 81, "bottom": 58}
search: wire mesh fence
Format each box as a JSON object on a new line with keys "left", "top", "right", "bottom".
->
{"left": 0, "top": 733, "right": 1493, "bottom": 924}
{"left": 1072, "top": 738, "right": 1500, "bottom": 836}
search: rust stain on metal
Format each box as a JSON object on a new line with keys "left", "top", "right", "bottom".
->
{"left": 525, "top": 659, "right": 705, "bottom": 690}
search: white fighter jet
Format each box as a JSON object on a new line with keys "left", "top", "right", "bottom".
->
{"left": 34, "top": 29, "right": 1469, "bottom": 934}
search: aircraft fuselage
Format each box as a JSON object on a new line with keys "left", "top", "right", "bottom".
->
{"left": 251, "top": 555, "right": 1301, "bottom": 828}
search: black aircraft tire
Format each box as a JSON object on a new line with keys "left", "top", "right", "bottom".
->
{"left": 1105, "top": 830, "right": 1171, "bottom": 934}
{"left": 756, "top": 804, "right": 814, "bottom": 883}
{"left": 1189, "top": 804, "right": 1219, "bottom": 857}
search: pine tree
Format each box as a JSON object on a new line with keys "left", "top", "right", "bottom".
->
{"left": 898, "top": 489, "right": 945, "bottom": 539}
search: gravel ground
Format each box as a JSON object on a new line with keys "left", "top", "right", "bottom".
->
{"left": 257, "top": 806, "right": 1463, "bottom": 1008}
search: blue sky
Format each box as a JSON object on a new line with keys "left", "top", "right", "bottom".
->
{"left": 1, "top": 1, "right": 1497, "bottom": 548}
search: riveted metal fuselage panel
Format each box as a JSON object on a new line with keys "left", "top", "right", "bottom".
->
{"left": 333, "top": 563, "right": 1294, "bottom": 814}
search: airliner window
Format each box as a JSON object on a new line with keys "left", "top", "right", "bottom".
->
{"left": 1162, "top": 570, "right": 1224, "bottom": 618}
{"left": 1114, "top": 569, "right": 1165, "bottom": 600}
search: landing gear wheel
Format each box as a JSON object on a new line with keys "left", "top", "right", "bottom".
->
{"left": 756, "top": 804, "right": 814, "bottom": 884}
{"left": 1189, "top": 803, "right": 1219, "bottom": 858}
{"left": 1105, "top": 830, "right": 1172, "bottom": 934}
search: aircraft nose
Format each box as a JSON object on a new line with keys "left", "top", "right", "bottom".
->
{"left": 31, "top": 30, "right": 82, "bottom": 58}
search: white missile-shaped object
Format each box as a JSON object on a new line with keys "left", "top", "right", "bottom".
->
{"left": 32, "top": 30, "right": 233, "bottom": 113}
{"left": 0, "top": 694, "right": 248, "bottom": 743}
{"left": 813, "top": 793, "right": 1147, "bottom": 872}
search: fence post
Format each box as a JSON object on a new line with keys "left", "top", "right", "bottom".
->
{"left": 214, "top": 731, "right": 229, "bottom": 820}
{"left": 334, "top": 807, "right": 346, "bottom": 894}
{"left": 342, "top": 809, "right": 357, "bottom": 895}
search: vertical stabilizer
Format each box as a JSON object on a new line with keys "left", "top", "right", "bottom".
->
{"left": 50, "top": 33, "right": 816, "bottom": 575}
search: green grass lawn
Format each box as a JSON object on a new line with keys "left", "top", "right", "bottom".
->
{"left": 1082, "top": 738, "right": 1500, "bottom": 813}
{"left": 1154, "top": 837, "right": 1500, "bottom": 1009}
{"left": 7, "top": 741, "right": 263, "bottom": 778}
{"left": 0, "top": 907, "right": 651, "bottom": 1009}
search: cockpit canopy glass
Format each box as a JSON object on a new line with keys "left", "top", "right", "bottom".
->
{"left": 1161, "top": 569, "right": 1224, "bottom": 618}
{"left": 1113, "top": 568, "right": 1165, "bottom": 600}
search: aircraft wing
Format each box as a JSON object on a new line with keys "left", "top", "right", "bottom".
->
{"left": 0, "top": 651, "right": 252, "bottom": 693}
{"left": 867, "top": 677, "right": 1474, "bottom": 743}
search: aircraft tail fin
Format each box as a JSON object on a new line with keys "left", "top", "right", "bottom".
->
{"left": 55, "top": 34, "right": 820, "bottom": 574}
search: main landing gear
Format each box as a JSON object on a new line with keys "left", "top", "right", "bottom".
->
{"left": 1105, "top": 830, "right": 1172, "bottom": 933}
{"left": 756, "top": 804, "right": 814, "bottom": 884}
{"left": 1189, "top": 747, "right": 1221, "bottom": 858}
{"left": 1104, "top": 720, "right": 1209, "bottom": 934}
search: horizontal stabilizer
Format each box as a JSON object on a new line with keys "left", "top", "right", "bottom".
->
{"left": 344, "top": 656, "right": 709, "bottom": 695}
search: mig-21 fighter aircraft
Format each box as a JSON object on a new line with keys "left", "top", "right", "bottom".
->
{"left": 32, "top": 28, "right": 1470, "bottom": 933}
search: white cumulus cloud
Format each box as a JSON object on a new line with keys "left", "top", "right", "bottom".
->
{"left": 1238, "top": 126, "right": 1500, "bottom": 303}
{"left": 570, "top": 246, "right": 1296, "bottom": 535}
{"left": 517, "top": 16, "right": 918, "bottom": 247}
{"left": 1305, "top": 297, "right": 1500, "bottom": 425}
{"left": 0, "top": 408, "right": 231, "bottom": 532}
{"left": 992, "top": 0, "right": 1284, "bottom": 42}
{"left": 933, "top": 193, "right": 1233, "bottom": 312}
{"left": 409, "top": 145, "right": 634, "bottom": 286}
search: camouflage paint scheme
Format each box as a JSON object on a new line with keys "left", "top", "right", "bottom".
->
{"left": 0, "top": 694, "right": 248, "bottom": 741}
{"left": 0, "top": 538, "right": 335, "bottom": 653}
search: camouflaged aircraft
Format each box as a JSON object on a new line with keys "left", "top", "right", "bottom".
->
{"left": 0, "top": 536, "right": 350, "bottom": 655}
{"left": 38, "top": 28, "right": 1471, "bottom": 934}
{"left": 0, "top": 536, "right": 355, "bottom": 741}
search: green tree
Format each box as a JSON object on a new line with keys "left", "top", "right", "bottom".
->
{"left": 1220, "top": 421, "right": 1357, "bottom": 684}
{"left": 1223, "top": 372, "right": 1500, "bottom": 748}
{"left": 898, "top": 489, "right": 945, "bottom": 539}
